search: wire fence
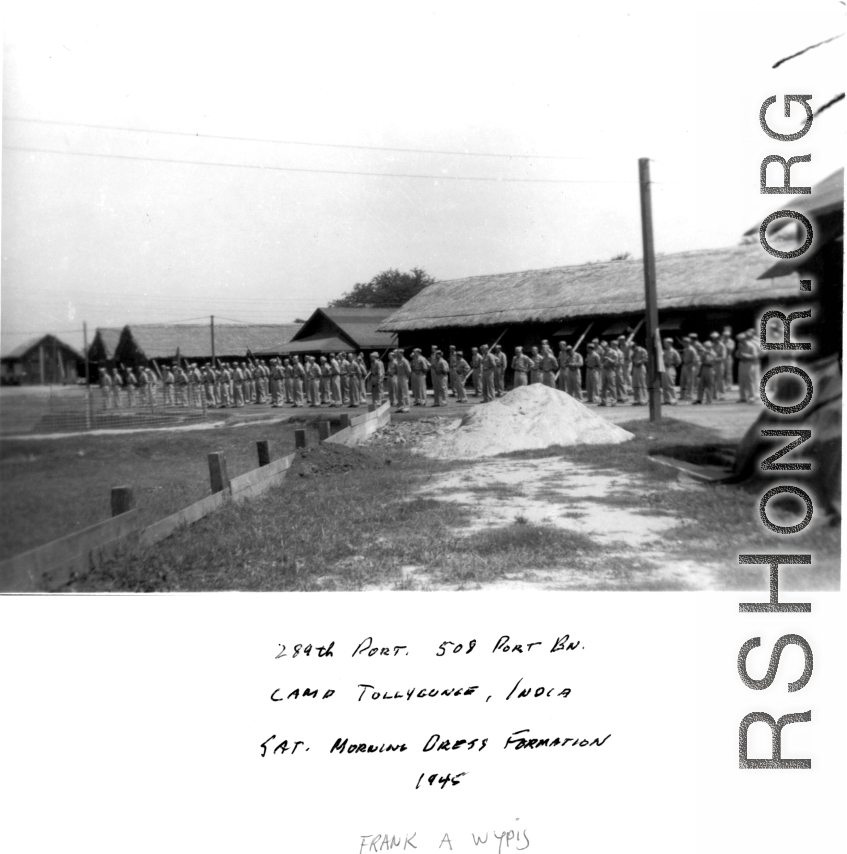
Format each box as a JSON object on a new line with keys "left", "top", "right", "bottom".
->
{"left": 0, "top": 384, "right": 210, "bottom": 435}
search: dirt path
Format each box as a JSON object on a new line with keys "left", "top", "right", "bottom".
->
{"left": 401, "top": 456, "right": 726, "bottom": 591}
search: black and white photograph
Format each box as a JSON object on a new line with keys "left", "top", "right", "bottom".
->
{"left": 1, "top": 2, "right": 844, "bottom": 852}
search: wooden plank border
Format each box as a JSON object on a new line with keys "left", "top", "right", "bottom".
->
{"left": 0, "top": 510, "right": 140, "bottom": 593}
{"left": 0, "top": 406, "right": 391, "bottom": 592}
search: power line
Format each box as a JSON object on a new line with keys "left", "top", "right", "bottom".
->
{"left": 3, "top": 145, "right": 638, "bottom": 185}
{"left": 4, "top": 116, "right": 602, "bottom": 161}
{"left": 772, "top": 32, "right": 844, "bottom": 68}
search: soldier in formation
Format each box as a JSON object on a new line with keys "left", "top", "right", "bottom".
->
{"left": 91, "top": 325, "right": 762, "bottom": 418}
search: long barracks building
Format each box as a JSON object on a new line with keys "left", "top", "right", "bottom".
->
{"left": 377, "top": 244, "right": 805, "bottom": 356}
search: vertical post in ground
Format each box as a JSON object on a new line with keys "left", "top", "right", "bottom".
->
{"left": 294, "top": 429, "right": 307, "bottom": 449}
{"left": 257, "top": 440, "right": 271, "bottom": 467}
{"left": 339, "top": 414, "right": 351, "bottom": 430}
{"left": 111, "top": 486, "right": 135, "bottom": 516}
{"left": 83, "top": 321, "right": 92, "bottom": 430}
{"left": 208, "top": 452, "right": 229, "bottom": 493}
{"left": 638, "top": 157, "right": 662, "bottom": 423}
{"left": 318, "top": 421, "right": 331, "bottom": 441}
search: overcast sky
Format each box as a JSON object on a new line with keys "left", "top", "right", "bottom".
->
{"left": 2, "top": 0, "right": 844, "bottom": 354}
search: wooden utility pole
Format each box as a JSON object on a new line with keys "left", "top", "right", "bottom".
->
{"left": 83, "top": 321, "right": 92, "bottom": 428}
{"left": 638, "top": 158, "right": 662, "bottom": 422}
{"left": 210, "top": 315, "right": 216, "bottom": 364}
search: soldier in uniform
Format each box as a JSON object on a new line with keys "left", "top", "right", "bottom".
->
{"left": 203, "top": 364, "right": 216, "bottom": 407}
{"left": 566, "top": 345, "right": 584, "bottom": 401}
{"left": 125, "top": 367, "right": 137, "bottom": 407}
{"left": 493, "top": 345, "right": 507, "bottom": 396}
{"left": 454, "top": 350, "right": 470, "bottom": 402}
{"left": 661, "top": 338, "right": 681, "bottom": 405}
{"left": 511, "top": 346, "right": 532, "bottom": 388}
{"left": 344, "top": 354, "right": 360, "bottom": 407}
{"left": 585, "top": 343, "right": 601, "bottom": 403}
{"left": 680, "top": 337, "right": 699, "bottom": 401}
{"left": 215, "top": 363, "right": 228, "bottom": 407}
{"left": 630, "top": 341, "right": 648, "bottom": 405}
{"left": 612, "top": 339, "right": 628, "bottom": 402}
{"left": 269, "top": 359, "right": 282, "bottom": 407}
{"left": 429, "top": 346, "right": 439, "bottom": 400}
{"left": 448, "top": 345, "right": 458, "bottom": 398}
{"left": 291, "top": 356, "right": 306, "bottom": 407}
{"left": 710, "top": 332, "right": 727, "bottom": 399}
{"left": 736, "top": 331, "right": 759, "bottom": 403}
{"left": 394, "top": 349, "right": 412, "bottom": 412}
{"left": 430, "top": 350, "right": 447, "bottom": 406}
{"left": 146, "top": 367, "right": 157, "bottom": 406}
{"left": 163, "top": 364, "right": 175, "bottom": 406}
{"left": 556, "top": 342, "right": 569, "bottom": 393}
{"left": 480, "top": 344, "right": 497, "bottom": 402}
{"left": 599, "top": 341, "right": 620, "bottom": 406}
{"left": 232, "top": 362, "right": 244, "bottom": 407}
{"left": 385, "top": 351, "right": 398, "bottom": 407}
{"left": 618, "top": 335, "right": 633, "bottom": 395}
{"left": 174, "top": 366, "right": 187, "bottom": 407}
{"left": 305, "top": 356, "right": 321, "bottom": 406}
{"left": 98, "top": 366, "right": 112, "bottom": 410}
{"left": 368, "top": 351, "right": 385, "bottom": 406}
{"left": 338, "top": 353, "right": 350, "bottom": 405}
{"left": 110, "top": 367, "right": 123, "bottom": 408}
{"left": 356, "top": 353, "right": 368, "bottom": 403}
{"left": 721, "top": 326, "right": 735, "bottom": 390}
{"left": 410, "top": 349, "right": 429, "bottom": 406}
{"left": 470, "top": 347, "right": 483, "bottom": 396}
{"left": 329, "top": 353, "right": 342, "bottom": 407}
{"left": 530, "top": 346, "right": 542, "bottom": 384}
{"left": 539, "top": 343, "right": 557, "bottom": 388}
{"left": 133, "top": 366, "right": 146, "bottom": 409}
{"left": 693, "top": 341, "right": 717, "bottom": 404}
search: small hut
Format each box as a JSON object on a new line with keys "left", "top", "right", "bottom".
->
{"left": 1, "top": 335, "right": 84, "bottom": 385}
{"left": 256, "top": 307, "right": 396, "bottom": 356}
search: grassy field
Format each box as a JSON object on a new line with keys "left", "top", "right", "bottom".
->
{"left": 0, "top": 418, "right": 323, "bottom": 559}
{"left": 55, "top": 416, "right": 840, "bottom": 593}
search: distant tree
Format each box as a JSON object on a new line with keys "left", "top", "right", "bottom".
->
{"left": 329, "top": 267, "right": 436, "bottom": 308}
{"left": 294, "top": 318, "right": 308, "bottom": 323}
{"left": 610, "top": 251, "right": 631, "bottom": 261}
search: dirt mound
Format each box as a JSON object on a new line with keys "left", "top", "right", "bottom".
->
{"left": 292, "top": 442, "right": 387, "bottom": 477}
{"left": 416, "top": 384, "right": 634, "bottom": 459}
{"left": 361, "top": 417, "right": 456, "bottom": 449}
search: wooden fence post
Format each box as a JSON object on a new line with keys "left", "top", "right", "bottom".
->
{"left": 368, "top": 402, "right": 376, "bottom": 413}
{"left": 111, "top": 486, "right": 135, "bottom": 517}
{"left": 339, "top": 414, "right": 351, "bottom": 429}
{"left": 294, "top": 429, "right": 307, "bottom": 449}
{"left": 208, "top": 452, "right": 229, "bottom": 494}
{"left": 318, "top": 421, "right": 331, "bottom": 441}
{"left": 257, "top": 440, "right": 271, "bottom": 467}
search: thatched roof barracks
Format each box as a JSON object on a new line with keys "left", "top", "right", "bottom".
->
{"left": 378, "top": 245, "right": 804, "bottom": 335}
{"left": 88, "top": 323, "right": 301, "bottom": 366}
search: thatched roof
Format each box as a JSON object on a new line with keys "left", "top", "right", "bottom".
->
{"left": 89, "top": 328, "right": 122, "bottom": 361}
{"left": 257, "top": 307, "right": 395, "bottom": 354}
{"left": 1, "top": 334, "right": 83, "bottom": 362}
{"left": 90, "top": 323, "right": 301, "bottom": 362}
{"left": 378, "top": 245, "right": 804, "bottom": 332}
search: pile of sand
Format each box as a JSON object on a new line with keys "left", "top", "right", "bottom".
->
{"left": 416, "top": 384, "right": 634, "bottom": 459}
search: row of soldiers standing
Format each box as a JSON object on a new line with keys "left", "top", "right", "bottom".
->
{"left": 94, "top": 326, "right": 764, "bottom": 413}
{"left": 408, "top": 326, "right": 763, "bottom": 407}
